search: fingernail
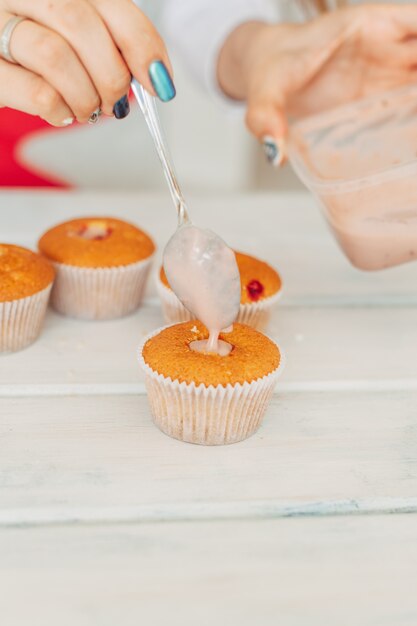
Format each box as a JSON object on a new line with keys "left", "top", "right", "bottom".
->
{"left": 61, "top": 117, "right": 74, "bottom": 126}
{"left": 113, "top": 95, "right": 130, "bottom": 119}
{"left": 148, "top": 61, "right": 176, "bottom": 102}
{"left": 262, "top": 135, "right": 285, "bottom": 167}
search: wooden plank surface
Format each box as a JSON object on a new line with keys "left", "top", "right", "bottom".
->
{"left": 1, "top": 191, "right": 417, "bottom": 626}
{"left": 2, "top": 391, "right": 417, "bottom": 524}
{"left": 1, "top": 515, "right": 416, "bottom": 626}
{"left": 2, "top": 190, "right": 417, "bottom": 306}
{"left": 1, "top": 304, "right": 417, "bottom": 393}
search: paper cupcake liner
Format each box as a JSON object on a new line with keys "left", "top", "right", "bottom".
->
{"left": 156, "top": 276, "right": 194, "bottom": 324}
{"left": 238, "top": 291, "right": 282, "bottom": 331}
{"left": 156, "top": 274, "right": 282, "bottom": 331}
{"left": 50, "top": 256, "right": 153, "bottom": 320}
{"left": 138, "top": 326, "right": 284, "bottom": 446}
{"left": 0, "top": 284, "right": 52, "bottom": 353}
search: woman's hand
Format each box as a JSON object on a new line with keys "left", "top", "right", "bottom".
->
{"left": 218, "top": 4, "right": 417, "bottom": 164}
{"left": 0, "top": 0, "right": 175, "bottom": 126}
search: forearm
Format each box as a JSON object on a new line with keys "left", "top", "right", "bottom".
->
{"left": 217, "top": 21, "right": 268, "bottom": 101}
{"left": 160, "top": 0, "right": 278, "bottom": 100}
{"left": 217, "top": 20, "right": 300, "bottom": 104}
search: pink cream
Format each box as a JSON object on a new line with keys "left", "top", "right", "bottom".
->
{"left": 163, "top": 224, "right": 240, "bottom": 354}
{"left": 289, "top": 86, "right": 417, "bottom": 271}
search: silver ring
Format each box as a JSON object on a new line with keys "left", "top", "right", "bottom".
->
{"left": 88, "top": 108, "right": 102, "bottom": 125}
{"left": 0, "top": 16, "right": 26, "bottom": 64}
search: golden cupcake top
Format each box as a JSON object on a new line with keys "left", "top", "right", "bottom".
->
{"left": 142, "top": 321, "right": 281, "bottom": 387}
{"left": 38, "top": 217, "right": 155, "bottom": 268}
{"left": 160, "top": 250, "right": 281, "bottom": 304}
{"left": 0, "top": 244, "right": 55, "bottom": 302}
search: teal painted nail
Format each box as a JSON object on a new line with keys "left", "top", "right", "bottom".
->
{"left": 262, "top": 136, "right": 285, "bottom": 168}
{"left": 148, "top": 61, "right": 176, "bottom": 102}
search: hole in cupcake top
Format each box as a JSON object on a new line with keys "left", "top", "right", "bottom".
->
{"left": 246, "top": 279, "right": 265, "bottom": 302}
{"left": 189, "top": 339, "right": 233, "bottom": 357}
{"left": 74, "top": 221, "right": 113, "bottom": 241}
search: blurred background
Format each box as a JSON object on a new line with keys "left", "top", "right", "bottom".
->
{"left": 16, "top": 0, "right": 411, "bottom": 193}
{"left": 19, "top": 0, "right": 304, "bottom": 193}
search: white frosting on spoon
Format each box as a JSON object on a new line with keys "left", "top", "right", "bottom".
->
{"left": 163, "top": 224, "right": 241, "bottom": 354}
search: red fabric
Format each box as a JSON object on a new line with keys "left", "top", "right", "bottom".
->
{"left": 0, "top": 108, "right": 70, "bottom": 188}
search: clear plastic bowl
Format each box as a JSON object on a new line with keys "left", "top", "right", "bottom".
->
{"left": 289, "top": 85, "right": 417, "bottom": 271}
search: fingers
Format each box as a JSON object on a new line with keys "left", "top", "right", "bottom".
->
{"left": 354, "top": 5, "right": 417, "bottom": 71}
{"left": 0, "top": 58, "right": 74, "bottom": 126}
{"left": 241, "top": 11, "right": 354, "bottom": 166}
{"left": 392, "top": 39, "right": 417, "bottom": 70}
{"left": 384, "top": 5, "right": 417, "bottom": 35}
{"left": 245, "top": 98, "right": 288, "bottom": 167}
{"left": 3, "top": 13, "right": 100, "bottom": 123}
{"left": 89, "top": 0, "right": 175, "bottom": 100}
{"left": 6, "top": 0, "right": 131, "bottom": 115}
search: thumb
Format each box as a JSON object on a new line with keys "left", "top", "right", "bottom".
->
{"left": 245, "top": 98, "right": 288, "bottom": 167}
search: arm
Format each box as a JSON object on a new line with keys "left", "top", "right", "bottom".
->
{"left": 160, "top": 0, "right": 279, "bottom": 100}
{"left": 163, "top": 1, "right": 417, "bottom": 167}
{"left": 218, "top": 4, "right": 417, "bottom": 164}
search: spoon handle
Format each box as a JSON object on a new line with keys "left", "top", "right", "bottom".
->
{"left": 131, "top": 78, "right": 189, "bottom": 226}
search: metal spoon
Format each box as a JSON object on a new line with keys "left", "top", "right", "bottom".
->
{"left": 130, "top": 79, "right": 240, "bottom": 348}
{"left": 131, "top": 78, "right": 189, "bottom": 227}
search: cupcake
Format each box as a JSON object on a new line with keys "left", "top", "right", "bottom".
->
{"left": 139, "top": 321, "right": 283, "bottom": 445}
{"left": 157, "top": 251, "right": 282, "bottom": 330}
{"left": 38, "top": 217, "right": 155, "bottom": 320}
{"left": 0, "top": 244, "right": 54, "bottom": 353}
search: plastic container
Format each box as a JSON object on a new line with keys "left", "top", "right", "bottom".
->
{"left": 289, "top": 85, "right": 417, "bottom": 270}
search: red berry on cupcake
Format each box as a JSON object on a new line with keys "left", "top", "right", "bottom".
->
{"left": 246, "top": 279, "right": 265, "bottom": 302}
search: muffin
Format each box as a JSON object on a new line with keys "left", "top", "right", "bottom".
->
{"left": 0, "top": 244, "right": 54, "bottom": 352}
{"left": 138, "top": 321, "right": 283, "bottom": 445}
{"left": 38, "top": 217, "right": 155, "bottom": 320}
{"left": 157, "top": 251, "right": 282, "bottom": 330}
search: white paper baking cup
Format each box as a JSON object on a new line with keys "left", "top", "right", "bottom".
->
{"left": 0, "top": 284, "right": 52, "bottom": 353}
{"left": 50, "top": 255, "right": 153, "bottom": 320}
{"left": 138, "top": 326, "right": 285, "bottom": 446}
{"left": 156, "top": 273, "right": 282, "bottom": 331}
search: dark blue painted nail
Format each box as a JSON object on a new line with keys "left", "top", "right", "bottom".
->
{"left": 113, "top": 94, "right": 130, "bottom": 119}
{"left": 262, "top": 136, "right": 284, "bottom": 167}
{"left": 148, "top": 61, "right": 176, "bottom": 102}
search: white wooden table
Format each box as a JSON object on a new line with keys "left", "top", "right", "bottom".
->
{"left": 1, "top": 190, "right": 417, "bottom": 626}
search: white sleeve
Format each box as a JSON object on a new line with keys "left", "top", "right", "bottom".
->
{"left": 160, "top": 0, "right": 280, "bottom": 102}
